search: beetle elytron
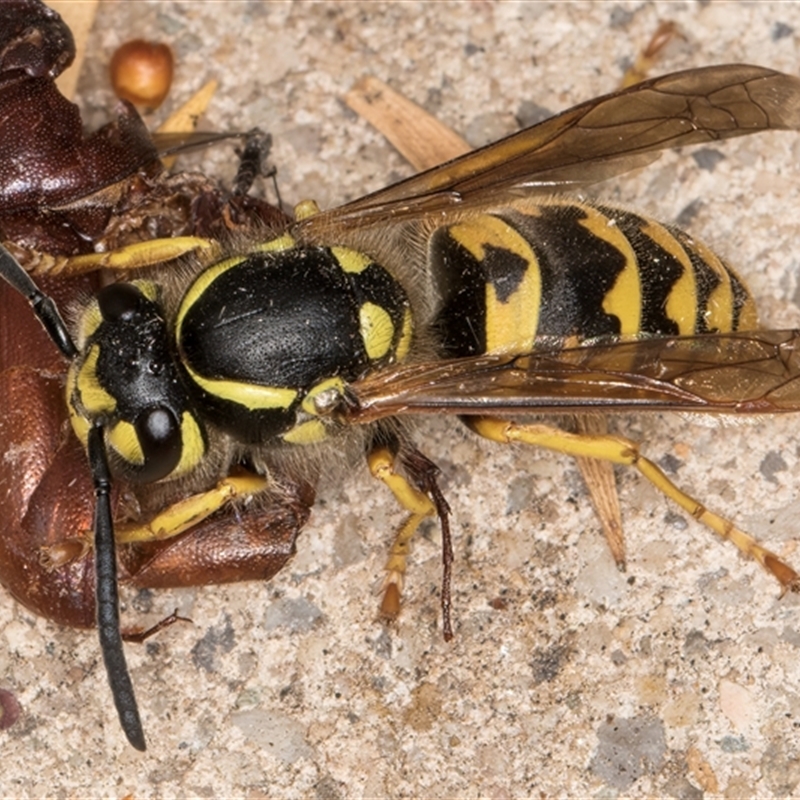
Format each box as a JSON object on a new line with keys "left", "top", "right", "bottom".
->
{"left": 3, "top": 17, "right": 800, "bottom": 750}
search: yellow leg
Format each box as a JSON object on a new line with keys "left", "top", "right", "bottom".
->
{"left": 117, "top": 472, "right": 268, "bottom": 544}
{"left": 30, "top": 236, "right": 220, "bottom": 277}
{"left": 368, "top": 446, "right": 437, "bottom": 617}
{"left": 467, "top": 416, "right": 800, "bottom": 593}
{"left": 41, "top": 472, "right": 270, "bottom": 571}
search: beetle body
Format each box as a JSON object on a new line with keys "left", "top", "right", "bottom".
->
{"left": 0, "top": 0, "right": 309, "bottom": 633}
{"left": 0, "top": 270, "right": 312, "bottom": 629}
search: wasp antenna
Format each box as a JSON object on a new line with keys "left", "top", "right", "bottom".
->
{"left": 0, "top": 244, "right": 77, "bottom": 359}
{"left": 88, "top": 425, "right": 146, "bottom": 752}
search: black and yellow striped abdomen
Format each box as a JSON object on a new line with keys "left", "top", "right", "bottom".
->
{"left": 431, "top": 199, "right": 757, "bottom": 359}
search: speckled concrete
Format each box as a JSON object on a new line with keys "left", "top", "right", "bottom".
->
{"left": 3, "top": 2, "right": 800, "bottom": 797}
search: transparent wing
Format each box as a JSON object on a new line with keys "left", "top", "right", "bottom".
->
{"left": 297, "top": 64, "right": 800, "bottom": 237}
{"left": 150, "top": 131, "right": 244, "bottom": 158}
{"left": 341, "top": 331, "right": 800, "bottom": 424}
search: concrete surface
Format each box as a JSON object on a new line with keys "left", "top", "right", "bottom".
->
{"left": 3, "top": 1, "right": 800, "bottom": 797}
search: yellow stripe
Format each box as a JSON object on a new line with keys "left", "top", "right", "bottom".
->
{"left": 450, "top": 214, "right": 541, "bottom": 355}
{"left": 253, "top": 233, "right": 296, "bottom": 253}
{"left": 176, "top": 255, "right": 246, "bottom": 341}
{"left": 640, "top": 220, "right": 697, "bottom": 335}
{"left": 395, "top": 308, "right": 413, "bottom": 362}
{"left": 175, "top": 412, "right": 206, "bottom": 476}
{"left": 722, "top": 257, "right": 758, "bottom": 330}
{"left": 574, "top": 203, "right": 641, "bottom": 335}
{"left": 183, "top": 361, "right": 297, "bottom": 411}
{"left": 686, "top": 238, "right": 734, "bottom": 332}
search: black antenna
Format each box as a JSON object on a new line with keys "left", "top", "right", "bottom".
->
{"left": 0, "top": 244, "right": 145, "bottom": 750}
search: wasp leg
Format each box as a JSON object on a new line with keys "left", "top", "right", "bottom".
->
{"left": 467, "top": 416, "right": 800, "bottom": 594}
{"left": 575, "top": 414, "right": 625, "bottom": 569}
{"left": 621, "top": 21, "right": 680, "bottom": 88}
{"left": 367, "top": 447, "right": 438, "bottom": 618}
{"left": 122, "top": 610, "right": 191, "bottom": 644}
{"left": 29, "top": 236, "right": 220, "bottom": 277}
{"left": 116, "top": 472, "right": 268, "bottom": 544}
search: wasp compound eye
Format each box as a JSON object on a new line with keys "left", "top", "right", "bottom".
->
{"left": 98, "top": 282, "right": 149, "bottom": 322}
{"left": 133, "top": 406, "right": 182, "bottom": 483}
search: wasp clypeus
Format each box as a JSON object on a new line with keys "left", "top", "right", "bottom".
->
{"left": 3, "top": 4, "right": 800, "bottom": 754}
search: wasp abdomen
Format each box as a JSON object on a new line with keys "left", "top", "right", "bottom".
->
{"left": 176, "top": 245, "right": 412, "bottom": 444}
{"left": 432, "top": 199, "right": 757, "bottom": 359}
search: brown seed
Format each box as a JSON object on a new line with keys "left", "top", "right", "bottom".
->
{"left": 110, "top": 40, "right": 174, "bottom": 112}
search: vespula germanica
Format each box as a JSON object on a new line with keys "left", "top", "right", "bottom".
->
{"left": 3, "top": 62, "right": 800, "bottom": 751}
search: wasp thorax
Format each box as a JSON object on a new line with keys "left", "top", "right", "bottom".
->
{"left": 175, "top": 243, "right": 413, "bottom": 445}
{"left": 67, "top": 280, "right": 206, "bottom": 484}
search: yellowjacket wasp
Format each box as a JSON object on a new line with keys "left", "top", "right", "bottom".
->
{"left": 3, "top": 59, "right": 800, "bottom": 752}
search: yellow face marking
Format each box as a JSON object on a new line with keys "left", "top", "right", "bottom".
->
{"left": 576, "top": 204, "right": 642, "bottom": 335}
{"left": 640, "top": 220, "right": 697, "bottom": 335}
{"left": 66, "top": 367, "right": 90, "bottom": 447}
{"left": 450, "top": 214, "right": 541, "bottom": 355}
{"left": 76, "top": 345, "right": 116, "bottom": 415}
{"left": 359, "top": 302, "right": 395, "bottom": 360}
{"left": 282, "top": 419, "right": 327, "bottom": 444}
{"left": 174, "top": 412, "right": 206, "bottom": 476}
{"left": 107, "top": 420, "right": 144, "bottom": 466}
{"left": 395, "top": 308, "right": 414, "bottom": 362}
{"left": 331, "top": 246, "right": 373, "bottom": 274}
{"left": 183, "top": 362, "right": 298, "bottom": 411}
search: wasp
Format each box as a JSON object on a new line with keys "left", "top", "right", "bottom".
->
{"left": 3, "top": 18, "right": 800, "bottom": 750}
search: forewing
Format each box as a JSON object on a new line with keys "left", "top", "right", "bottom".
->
{"left": 342, "top": 331, "right": 800, "bottom": 423}
{"left": 150, "top": 131, "right": 244, "bottom": 158}
{"left": 298, "top": 64, "right": 800, "bottom": 237}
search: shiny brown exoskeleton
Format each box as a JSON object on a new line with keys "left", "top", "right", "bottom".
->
{"left": 0, "top": 2, "right": 310, "bottom": 642}
{"left": 0, "top": 0, "right": 288, "bottom": 258}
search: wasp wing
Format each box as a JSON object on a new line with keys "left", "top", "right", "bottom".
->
{"left": 298, "top": 64, "right": 800, "bottom": 236}
{"left": 342, "top": 331, "right": 800, "bottom": 423}
{"left": 150, "top": 131, "right": 246, "bottom": 158}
